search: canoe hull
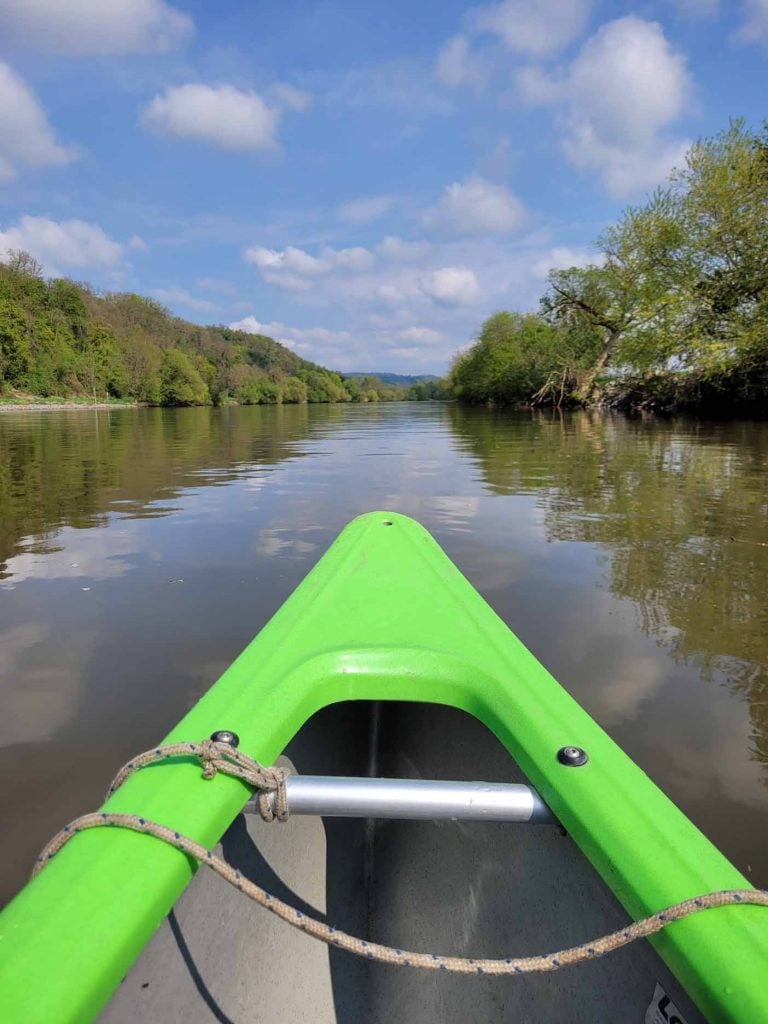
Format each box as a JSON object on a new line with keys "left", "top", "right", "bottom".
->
{"left": 103, "top": 701, "right": 705, "bottom": 1024}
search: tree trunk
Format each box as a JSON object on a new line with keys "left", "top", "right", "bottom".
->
{"left": 575, "top": 329, "right": 621, "bottom": 404}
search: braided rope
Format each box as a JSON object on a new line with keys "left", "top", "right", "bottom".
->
{"left": 105, "top": 740, "right": 290, "bottom": 822}
{"left": 33, "top": 741, "right": 768, "bottom": 976}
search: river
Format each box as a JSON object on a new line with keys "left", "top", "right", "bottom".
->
{"left": 1, "top": 403, "right": 766, "bottom": 904}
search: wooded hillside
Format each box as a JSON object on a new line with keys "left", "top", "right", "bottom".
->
{"left": 0, "top": 254, "right": 410, "bottom": 406}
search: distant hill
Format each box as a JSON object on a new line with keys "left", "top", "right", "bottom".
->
{"left": 344, "top": 372, "right": 439, "bottom": 386}
{"left": 0, "top": 251, "right": 420, "bottom": 407}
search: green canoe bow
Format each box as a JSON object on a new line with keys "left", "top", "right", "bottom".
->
{"left": 0, "top": 512, "right": 765, "bottom": 1022}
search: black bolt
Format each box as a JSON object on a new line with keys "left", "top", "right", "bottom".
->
{"left": 557, "top": 746, "right": 588, "bottom": 767}
{"left": 210, "top": 730, "right": 240, "bottom": 748}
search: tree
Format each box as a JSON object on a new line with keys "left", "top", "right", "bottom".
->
{"left": 4, "top": 250, "right": 42, "bottom": 278}
{"left": 159, "top": 349, "right": 209, "bottom": 405}
{"left": 119, "top": 332, "right": 163, "bottom": 404}
{"left": 280, "top": 376, "right": 308, "bottom": 403}
{"left": 74, "top": 321, "right": 127, "bottom": 398}
{"left": 542, "top": 191, "right": 688, "bottom": 401}
{"left": 448, "top": 312, "right": 568, "bottom": 405}
{"left": 302, "top": 370, "right": 350, "bottom": 403}
{"left": 671, "top": 120, "right": 768, "bottom": 372}
{"left": 344, "top": 377, "right": 363, "bottom": 402}
{"left": 0, "top": 301, "right": 32, "bottom": 386}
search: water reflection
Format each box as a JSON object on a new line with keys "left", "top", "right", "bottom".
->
{"left": 0, "top": 406, "right": 328, "bottom": 579}
{"left": 448, "top": 405, "right": 768, "bottom": 780}
{"left": 1, "top": 403, "right": 767, "bottom": 905}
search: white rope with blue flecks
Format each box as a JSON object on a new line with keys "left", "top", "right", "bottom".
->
{"left": 33, "top": 740, "right": 768, "bottom": 976}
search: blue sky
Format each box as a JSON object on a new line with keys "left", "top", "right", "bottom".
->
{"left": 0, "top": 0, "right": 766, "bottom": 374}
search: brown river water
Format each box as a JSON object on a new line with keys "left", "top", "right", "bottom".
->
{"left": 1, "top": 403, "right": 766, "bottom": 905}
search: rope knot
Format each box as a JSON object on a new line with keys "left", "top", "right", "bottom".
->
{"left": 103, "top": 739, "right": 291, "bottom": 822}
{"left": 196, "top": 740, "right": 290, "bottom": 822}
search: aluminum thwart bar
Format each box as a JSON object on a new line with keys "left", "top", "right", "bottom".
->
{"left": 246, "top": 776, "right": 556, "bottom": 824}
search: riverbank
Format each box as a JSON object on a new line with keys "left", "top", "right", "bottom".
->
{"left": 0, "top": 395, "right": 141, "bottom": 411}
{"left": 595, "top": 367, "right": 768, "bottom": 417}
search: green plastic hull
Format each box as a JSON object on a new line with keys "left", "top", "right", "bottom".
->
{"left": 0, "top": 512, "right": 765, "bottom": 1022}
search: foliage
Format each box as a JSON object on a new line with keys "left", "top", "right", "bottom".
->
{"left": 341, "top": 374, "right": 409, "bottom": 402}
{"left": 0, "top": 257, "right": 430, "bottom": 406}
{"left": 448, "top": 312, "right": 570, "bottom": 405}
{"left": 670, "top": 119, "right": 768, "bottom": 372}
{"left": 449, "top": 119, "right": 768, "bottom": 412}
{"left": 159, "top": 349, "right": 209, "bottom": 406}
{"left": 406, "top": 378, "right": 448, "bottom": 400}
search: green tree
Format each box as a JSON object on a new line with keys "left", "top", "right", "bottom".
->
{"left": 302, "top": 370, "right": 349, "bottom": 402}
{"left": 280, "top": 376, "right": 309, "bottom": 403}
{"left": 449, "top": 312, "right": 568, "bottom": 405}
{"left": 542, "top": 191, "right": 688, "bottom": 400}
{"left": 159, "top": 349, "right": 209, "bottom": 405}
{"left": 74, "top": 321, "right": 127, "bottom": 398}
{"left": 0, "top": 301, "right": 32, "bottom": 386}
{"left": 119, "top": 332, "right": 163, "bottom": 404}
{"left": 671, "top": 120, "right": 768, "bottom": 373}
{"left": 344, "top": 377, "right": 363, "bottom": 402}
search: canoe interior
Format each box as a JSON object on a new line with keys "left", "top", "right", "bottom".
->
{"left": 102, "top": 701, "right": 704, "bottom": 1024}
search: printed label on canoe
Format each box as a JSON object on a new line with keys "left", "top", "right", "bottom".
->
{"left": 645, "top": 983, "right": 690, "bottom": 1024}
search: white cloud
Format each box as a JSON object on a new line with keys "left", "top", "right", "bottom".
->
{"left": 231, "top": 313, "right": 453, "bottom": 371}
{"left": 152, "top": 287, "right": 219, "bottom": 312}
{"left": 514, "top": 65, "right": 564, "bottom": 105}
{"left": 127, "top": 234, "right": 147, "bottom": 251}
{"left": 422, "top": 175, "right": 526, "bottom": 236}
{"left": 399, "top": 326, "right": 444, "bottom": 345}
{"left": 230, "top": 315, "right": 269, "bottom": 333}
{"left": 141, "top": 84, "right": 281, "bottom": 152}
{"left": 376, "top": 236, "right": 431, "bottom": 261}
{"left": 268, "top": 82, "right": 312, "bottom": 112}
{"left": 330, "top": 246, "right": 375, "bottom": 271}
{"left": 230, "top": 316, "right": 351, "bottom": 354}
{"left": 246, "top": 245, "right": 327, "bottom": 278}
{"left": 0, "top": 63, "right": 74, "bottom": 180}
{"left": 736, "top": 0, "right": 768, "bottom": 43}
{"left": 0, "top": 0, "right": 192, "bottom": 55}
{"left": 469, "top": 0, "right": 591, "bottom": 56}
{"left": 244, "top": 243, "right": 375, "bottom": 289}
{"left": 420, "top": 267, "right": 480, "bottom": 305}
{"left": 233, "top": 230, "right": 601, "bottom": 371}
{"left": 531, "top": 245, "right": 602, "bottom": 280}
{"left": 522, "top": 18, "right": 692, "bottom": 197}
{"left": 435, "top": 35, "right": 487, "bottom": 90}
{"left": 0, "top": 216, "right": 123, "bottom": 275}
{"left": 338, "top": 195, "right": 395, "bottom": 224}
{"left": 386, "top": 347, "right": 425, "bottom": 361}
{"left": 226, "top": 230, "right": 610, "bottom": 372}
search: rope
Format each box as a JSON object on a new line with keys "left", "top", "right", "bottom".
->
{"left": 33, "top": 740, "right": 768, "bottom": 977}
{"left": 105, "top": 740, "right": 290, "bottom": 822}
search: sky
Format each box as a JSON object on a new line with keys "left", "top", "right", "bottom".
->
{"left": 0, "top": 1, "right": 766, "bottom": 375}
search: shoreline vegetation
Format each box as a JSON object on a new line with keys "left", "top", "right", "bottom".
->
{"left": 449, "top": 121, "right": 768, "bottom": 417}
